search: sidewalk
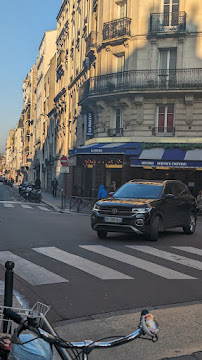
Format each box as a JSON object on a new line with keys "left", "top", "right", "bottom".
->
{"left": 41, "top": 190, "right": 92, "bottom": 215}
{"left": 53, "top": 302, "right": 202, "bottom": 360}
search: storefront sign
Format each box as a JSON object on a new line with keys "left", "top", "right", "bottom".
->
{"left": 130, "top": 159, "right": 202, "bottom": 168}
{"left": 86, "top": 112, "right": 94, "bottom": 136}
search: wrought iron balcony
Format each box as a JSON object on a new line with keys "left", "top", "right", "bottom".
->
{"left": 85, "top": 31, "right": 97, "bottom": 55}
{"left": 108, "top": 128, "right": 123, "bottom": 137}
{"left": 56, "top": 51, "right": 65, "bottom": 68}
{"left": 152, "top": 127, "right": 175, "bottom": 136}
{"left": 150, "top": 11, "right": 186, "bottom": 34}
{"left": 78, "top": 68, "right": 202, "bottom": 102}
{"left": 103, "top": 17, "right": 131, "bottom": 41}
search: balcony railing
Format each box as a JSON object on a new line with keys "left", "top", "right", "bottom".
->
{"left": 103, "top": 17, "right": 131, "bottom": 40}
{"left": 150, "top": 11, "right": 186, "bottom": 34}
{"left": 152, "top": 127, "right": 175, "bottom": 136}
{"left": 108, "top": 128, "right": 123, "bottom": 137}
{"left": 56, "top": 51, "right": 65, "bottom": 68}
{"left": 78, "top": 69, "right": 202, "bottom": 101}
{"left": 85, "top": 31, "right": 97, "bottom": 54}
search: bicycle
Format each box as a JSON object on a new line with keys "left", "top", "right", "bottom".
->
{"left": 0, "top": 304, "right": 159, "bottom": 360}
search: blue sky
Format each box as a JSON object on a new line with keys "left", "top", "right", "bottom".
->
{"left": 0, "top": 0, "right": 62, "bottom": 153}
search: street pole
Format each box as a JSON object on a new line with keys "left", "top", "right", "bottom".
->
{"left": 3, "top": 261, "right": 15, "bottom": 333}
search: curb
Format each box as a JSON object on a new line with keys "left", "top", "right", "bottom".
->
{"left": 52, "top": 299, "right": 202, "bottom": 327}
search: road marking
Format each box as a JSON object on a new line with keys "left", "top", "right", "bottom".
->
{"left": 3, "top": 204, "right": 14, "bottom": 208}
{"left": 37, "top": 206, "right": 51, "bottom": 211}
{"left": 33, "top": 247, "right": 133, "bottom": 280}
{"left": 21, "top": 205, "right": 33, "bottom": 209}
{"left": 128, "top": 246, "right": 202, "bottom": 272}
{"left": 172, "top": 247, "right": 202, "bottom": 257}
{"left": 0, "top": 252, "right": 68, "bottom": 286}
{"left": 80, "top": 246, "right": 194, "bottom": 280}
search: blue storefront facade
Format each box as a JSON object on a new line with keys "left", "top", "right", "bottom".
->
{"left": 69, "top": 143, "right": 202, "bottom": 197}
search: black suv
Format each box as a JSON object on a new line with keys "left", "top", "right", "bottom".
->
{"left": 91, "top": 180, "right": 197, "bottom": 241}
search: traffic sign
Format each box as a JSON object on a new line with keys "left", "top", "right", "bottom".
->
{"left": 60, "top": 167, "right": 69, "bottom": 173}
{"left": 60, "top": 156, "right": 68, "bottom": 167}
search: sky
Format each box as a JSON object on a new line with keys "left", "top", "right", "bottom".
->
{"left": 0, "top": 0, "right": 62, "bottom": 153}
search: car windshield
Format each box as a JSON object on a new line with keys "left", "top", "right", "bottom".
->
{"left": 113, "top": 183, "right": 163, "bottom": 199}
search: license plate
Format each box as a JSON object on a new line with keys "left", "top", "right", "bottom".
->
{"left": 104, "top": 217, "right": 122, "bottom": 223}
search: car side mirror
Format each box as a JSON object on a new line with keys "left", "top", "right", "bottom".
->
{"left": 165, "top": 193, "right": 175, "bottom": 199}
{"left": 109, "top": 192, "right": 115, "bottom": 197}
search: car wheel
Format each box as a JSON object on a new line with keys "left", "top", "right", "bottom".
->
{"left": 183, "top": 213, "right": 196, "bottom": 234}
{"left": 97, "top": 230, "right": 107, "bottom": 239}
{"left": 146, "top": 216, "right": 160, "bottom": 242}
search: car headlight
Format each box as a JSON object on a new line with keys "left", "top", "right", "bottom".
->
{"left": 93, "top": 203, "right": 100, "bottom": 211}
{"left": 132, "top": 208, "right": 151, "bottom": 214}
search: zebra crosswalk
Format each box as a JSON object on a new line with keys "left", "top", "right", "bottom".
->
{"left": 0, "top": 202, "right": 51, "bottom": 212}
{"left": 0, "top": 245, "right": 201, "bottom": 286}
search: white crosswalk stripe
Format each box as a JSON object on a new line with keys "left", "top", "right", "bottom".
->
{"left": 0, "top": 245, "right": 201, "bottom": 286}
{"left": 172, "top": 247, "right": 202, "bottom": 256}
{"left": 37, "top": 206, "right": 51, "bottom": 211}
{"left": 80, "top": 245, "right": 195, "bottom": 280}
{"left": 21, "top": 205, "right": 33, "bottom": 209}
{"left": 0, "top": 252, "right": 68, "bottom": 286}
{"left": 33, "top": 247, "right": 133, "bottom": 280}
{"left": 127, "top": 246, "right": 202, "bottom": 271}
{"left": 0, "top": 202, "right": 51, "bottom": 212}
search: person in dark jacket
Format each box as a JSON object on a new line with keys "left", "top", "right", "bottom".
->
{"left": 109, "top": 180, "right": 116, "bottom": 193}
{"left": 35, "top": 178, "right": 41, "bottom": 189}
{"left": 52, "top": 177, "right": 58, "bottom": 197}
{"left": 97, "top": 185, "right": 107, "bottom": 199}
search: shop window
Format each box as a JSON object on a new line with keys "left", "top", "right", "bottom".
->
{"left": 156, "top": 104, "right": 174, "bottom": 135}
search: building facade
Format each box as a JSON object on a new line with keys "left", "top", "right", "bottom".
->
{"left": 34, "top": 30, "right": 57, "bottom": 188}
{"left": 68, "top": 0, "right": 202, "bottom": 197}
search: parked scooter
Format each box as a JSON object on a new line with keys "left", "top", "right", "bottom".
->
{"left": 20, "top": 183, "right": 42, "bottom": 203}
{"left": 30, "top": 185, "right": 42, "bottom": 203}
{"left": 19, "top": 182, "right": 29, "bottom": 195}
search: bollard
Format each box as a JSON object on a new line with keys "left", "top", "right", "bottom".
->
{"left": 61, "top": 189, "right": 64, "bottom": 209}
{"left": 3, "top": 261, "right": 14, "bottom": 333}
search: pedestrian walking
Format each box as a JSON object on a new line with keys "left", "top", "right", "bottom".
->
{"left": 35, "top": 177, "right": 41, "bottom": 189}
{"left": 52, "top": 177, "right": 58, "bottom": 197}
{"left": 109, "top": 180, "right": 116, "bottom": 193}
{"left": 97, "top": 184, "right": 108, "bottom": 199}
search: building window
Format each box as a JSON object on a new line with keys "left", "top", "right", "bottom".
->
{"left": 163, "top": 0, "right": 179, "bottom": 26}
{"left": 157, "top": 104, "right": 174, "bottom": 134}
{"left": 118, "top": 2, "right": 127, "bottom": 18}
{"left": 159, "top": 48, "right": 177, "bottom": 86}
{"left": 115, "top": 109, "right": 122, "bottom": 130}
{"left": 108, "top": 109, "right": 123, "bottom": 136}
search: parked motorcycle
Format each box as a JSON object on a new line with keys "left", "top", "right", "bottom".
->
{"left": 19, "top": 182, "right": 29, "bottom": 195}
{"left": 30, "top": 186, "right": 42, "bottom": 203}
{"left": 20, "top": 183, "right": 42, "bottom": 203}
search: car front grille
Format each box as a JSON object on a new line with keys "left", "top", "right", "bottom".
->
{"left": 99, "top": 206, "right": 132, "bottom": 216}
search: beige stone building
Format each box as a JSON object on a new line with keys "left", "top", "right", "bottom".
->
{"left": 5, "top": 130, "right": 15, "bottom": 179}
{"left": 63, "top": 0, "right": 202, "bottom": 197}
{"left": 13, "top": 117, "right": 24, "bottom": 181}
{"left": 35, "top": 30, "right": 57, "bottom": 188}
{"left": 43, "top": 54, "right": 57, "bottom": 191}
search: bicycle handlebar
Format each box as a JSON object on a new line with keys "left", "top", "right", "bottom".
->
{"left": 3, "top": 308, "right": 158, "bottom": 354}
{"left": 4, "top": 308, "right": 23, "bottom": 325}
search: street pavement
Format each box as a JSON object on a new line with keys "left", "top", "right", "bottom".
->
{"left": 0, "top": 182, "right": 202, "bottom": 359}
